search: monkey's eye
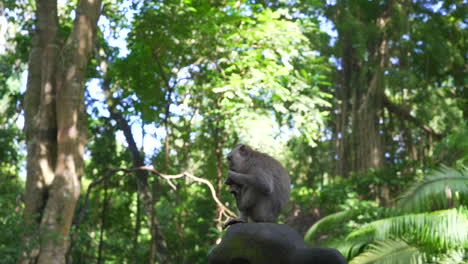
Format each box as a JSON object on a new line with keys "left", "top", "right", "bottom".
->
{"left": 227, "top": 156, "right": 232, "bottom": 161}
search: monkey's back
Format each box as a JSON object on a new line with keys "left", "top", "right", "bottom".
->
{"left": 249, "top": 151, "right": 290, "bottom": 216}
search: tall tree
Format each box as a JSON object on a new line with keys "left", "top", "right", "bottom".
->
{"left": 317, "top": 0, "right": 466, "bottom": 205}
{"left": 329, "top": 1, "right": 393, "bottom": 178}
{"left": 21, "top": 0, "right": 102, "bottom": 263}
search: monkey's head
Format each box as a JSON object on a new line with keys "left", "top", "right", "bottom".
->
{"left": 227, "top": 144, "right": 252, "bottom": 172}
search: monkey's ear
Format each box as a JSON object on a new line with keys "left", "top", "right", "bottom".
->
{"left": 239, "top": 144, "right": 247, "bottom": 154}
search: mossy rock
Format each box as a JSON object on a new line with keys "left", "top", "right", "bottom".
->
{"left": 208, "top": 223, "right": 346, "bottom": 264}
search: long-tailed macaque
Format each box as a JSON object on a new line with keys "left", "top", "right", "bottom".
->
{"left": 224, "top": 144, "right": 290, "bottom": 228}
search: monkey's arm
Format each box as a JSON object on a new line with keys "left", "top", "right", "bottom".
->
{"left": 227, "top": 170, "right": 273, "bottom": 194}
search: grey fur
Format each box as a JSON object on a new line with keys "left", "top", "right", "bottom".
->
{"left": 224, "top": 144, "right": 290, "bottom": 227}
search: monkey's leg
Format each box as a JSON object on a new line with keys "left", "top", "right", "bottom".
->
{"left": 250, "top": 200, "right": 278, "bottom": 222}
{"left": 222, "top": 211, "right": 247, "bottom": 229}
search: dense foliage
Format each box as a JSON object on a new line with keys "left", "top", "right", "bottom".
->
{"left": 0, "top": 0, "right": 466, "bottom": 263}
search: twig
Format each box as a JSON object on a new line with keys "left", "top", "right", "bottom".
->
{"left": 137, "top": 166, "right": 237, "bottom": 218}
{"left": 382, "top": 95, "right": 443, "bottom": 140}
{"left": 72, "top": 167, "right": 237, "bottom": 241}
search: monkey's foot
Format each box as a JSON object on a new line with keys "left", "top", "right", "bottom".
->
{"left": 222, "top": 218, "right": 246, "bottom": 229}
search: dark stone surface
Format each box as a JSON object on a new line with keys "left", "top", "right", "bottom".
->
{"left": 208, "top": 223, "right": 347, "bottom": 264}
{"left": 291, "top": 247, "right": 347, "bottom": 264}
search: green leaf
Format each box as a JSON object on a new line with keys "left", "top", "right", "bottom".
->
{"left": 305, "top": 210, "right": 359, "bottom": 244}
{"left": 347, "top": 208, "right": 468, "bottom": 251}
{"left": 398, "top": 166, "right": 468, "bottom": 213}
{"left": 350, "top": 240, "right": 423, "bottom": 264}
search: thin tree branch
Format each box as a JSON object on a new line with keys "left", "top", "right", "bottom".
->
{"left": 98, "top": 47, "right": 169, "bottom": 263}
{"left": 131, "top": 166, "right": 237, "bottom": 218}
{"left": 382, "top": 95, "right": 443, "bottom": 140}
{"left": 153, "top": 51, "right": 174, "bottom": 166}
{"left": 72, "top": 167, "right": 237, "bottom": 243}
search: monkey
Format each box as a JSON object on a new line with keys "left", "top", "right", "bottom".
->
{"left": 227, "top": 183, "right": 242, "bottom": 206}
{"left": 223, "top": 144, "right": 290, "bottom": 228}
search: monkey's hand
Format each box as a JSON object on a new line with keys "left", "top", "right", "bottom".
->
{"left": 228, "top": 184, "right": 242, "bottom": 204}
{"left": 225, "top": 170, "right": 241, "bottom": 185}
{"left": 222, "top": 218, "right": 246, "bottom": 229}
{"left": 225, "top": 170, "right": 242, "bottom": 185}
{"left": 224, "top": 175, "right": 234, "bottom": 185}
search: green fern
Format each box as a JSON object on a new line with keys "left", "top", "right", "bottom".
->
{"left": 329, "top": 238, "right": 371, "bottom": 260}
{"left": 303, "top": 167, "right": 468, "bottom": 262}
{"left": 349, "top": 240, "right": 424, "bottom": 264}
{"left": 304, "top": 210, "right": 359, "bottom": 243}
{"left": 398, "top": 166, "right": 468, "bottom": 213}
{"left": 346, "top": 208, "right": 468, "bottom": 251}
{"left": 305, "top": 207, "right": 393, "bottom": 244}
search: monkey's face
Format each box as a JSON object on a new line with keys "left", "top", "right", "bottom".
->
{"left": 227, "top": 144, "right": 249, "bottom": 172}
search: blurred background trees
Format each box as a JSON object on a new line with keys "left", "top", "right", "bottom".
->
{"left": 0, "top": 0, "right": 466, "bottom": 263}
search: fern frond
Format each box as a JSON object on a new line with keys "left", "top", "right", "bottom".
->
{"left": 304, "top": 207, "right": 393, "bottom": 244}
{"left": 304, "top": 210, "right": 359, "bottom": 243}
{"left": 398, "top": 166, "right": 468, "bottom": 212}
{"left": 330, "top": 238, "right": 370, "bottom": 260}
{"left": 346, "top": 208, "right": 468, "bottom": 251}
{"left": 349, "top": 240, "right": 424, "bottom": 264}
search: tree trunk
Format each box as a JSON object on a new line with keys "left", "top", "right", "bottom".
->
{"left": 97, "top": 179, "right": 109, "bottom": 264}
{"left": 99, "top": 49, "right": 169, "bottom": 262}
{"left": 214, "top": 118, "right": 225, "bottom": 232}
{"left": 335, "top": 31, "right": 353, "bottom": 178}
{"left": 131, "top": 193, "right": 141, "bottom": 264}
{"left": 107, "top": 100, "right": 169, "bottom": 263}
{"left": 330, "top": 2, "right": 390, "bottom": 204}
{"left": 20, "top": 0, "right": 102, "bottom": 263}
{"left": 22, "top": 1, "right": 58, "bottom": 261}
